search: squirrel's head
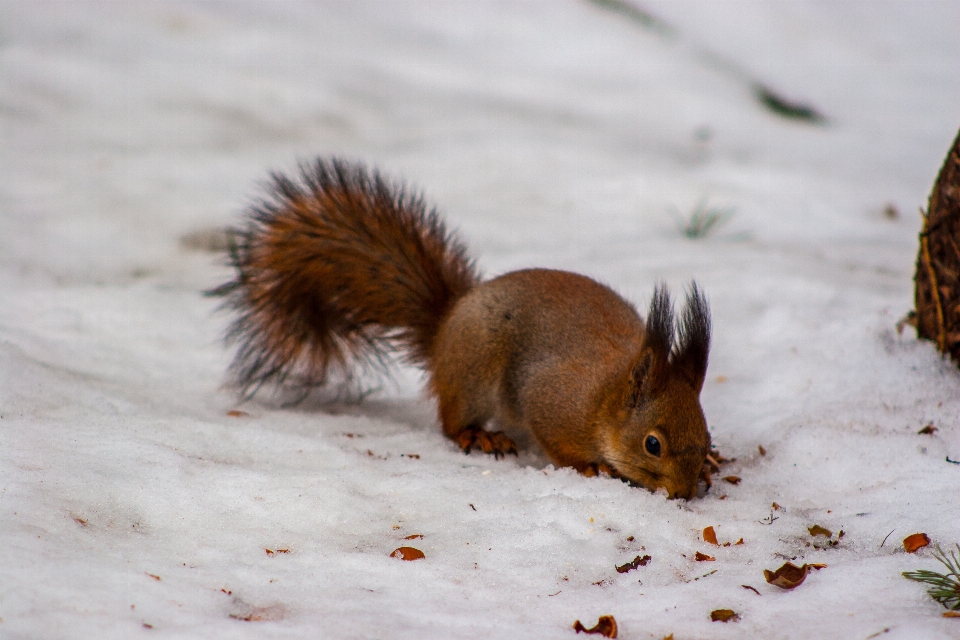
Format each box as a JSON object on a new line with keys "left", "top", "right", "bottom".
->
{"left": 601, "top": 283, "right": 711, "bottom": 500}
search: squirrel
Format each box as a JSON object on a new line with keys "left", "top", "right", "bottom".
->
{"left": 213, "top": 158, "right": 712, "bottom": 499}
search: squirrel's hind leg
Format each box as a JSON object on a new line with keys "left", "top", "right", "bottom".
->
{"left": 434, "top": 384, "right": 517, "bottom": 459}
{"left": 453, "top": 425, "right": 517, "bottom": 459}
{"left": 429, "top": 291, "right": 518, "bottom": 458}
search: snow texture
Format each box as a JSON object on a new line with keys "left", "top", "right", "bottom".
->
{"left": 2, "top": 1, "right": 960, "bottom": 638}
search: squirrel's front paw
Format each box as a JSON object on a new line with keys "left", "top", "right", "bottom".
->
{"left": 580, "top": 462, "right": 615, "bottom": 478}
{"left": 454, "top": 428, "right": 518, "bottom": 459}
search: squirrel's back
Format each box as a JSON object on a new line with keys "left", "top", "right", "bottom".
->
{"left": 431, "top": 268, "right": 643, "bottom": 430}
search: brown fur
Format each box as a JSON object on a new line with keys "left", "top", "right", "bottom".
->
{"left": 214, "top": 158, "right": 712, "bottom": 498}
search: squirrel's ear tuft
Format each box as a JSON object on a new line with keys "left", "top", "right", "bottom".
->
{"left": 631, "top": 283, "right": 674, "bottom": 404}
{"left": 646, "top": 282, "right": 675, "bottom": 356}
{"left": 672, "top": 282, "right": 711, "bottom": 393}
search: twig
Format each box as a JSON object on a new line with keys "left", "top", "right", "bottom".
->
{"left": 586, "top": 0, "right": 674, "bottom": 36}
{"left": 880, "top": 529, "right": 895, "bottom": 549}
{"left": 586, "top": 0, "right": 826, "bottom": 124}
{"left": 946, "top": 232, "right": 960, "bottom": 264}
{"left": 758, "top": 511, "right": 779, "bottom": 525}
{"left": 704, "top": 453, "right": 721, "bottom": 471}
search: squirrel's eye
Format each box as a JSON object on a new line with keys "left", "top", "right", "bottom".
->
{"left": 644, "top": 435, "right": 661, "bottom": 457}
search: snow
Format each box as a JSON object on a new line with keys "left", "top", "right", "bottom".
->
{"left": 2, "top": 1, "right": 960, "bottom": 638}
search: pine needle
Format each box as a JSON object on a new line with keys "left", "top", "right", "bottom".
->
{"left": 902, "top": 544, "right": 960, "bottom": 610}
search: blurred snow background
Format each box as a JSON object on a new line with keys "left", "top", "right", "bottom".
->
{"left": 2, "top": 1, "right": 960, "bottom": 638}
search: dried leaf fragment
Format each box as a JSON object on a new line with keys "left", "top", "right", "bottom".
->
{"left": 616, "top": 555, "right": 651, "bottom": 573}
{"left": 230, "top": 604, "right": 286, "bottom": 622}
{"left": 918, "top": 425, "right": 938, "bottom": 435}
{"left": 695, "top": 551, "right": 715, "bottom": 562}
{"left": 710, "top": 609, "right": 739, "bottom": 622}
{"left": 808, "top": 525, "right": 832, "bottom": 538}
{"left": 390, "top": 546, "right": 425, "bottom": 561}
{"left": 703, "top": 526, "right": 718, "bottom": 545}
{"left": 723, "top": 475, "right": 741, "bottom": 485}
{"left": 573, "top": 615, "right": 618, "bottom": 637}
{"left": 758, "top": 445, "right": 766, "bottom": 456}
{"left": 903, "top": 533, "right": 931, "bottom": 553}
{"left": 404, "top": 534, "right": 424, "bottom": 540}
{"left": 145, "top": 573, "right": 161, "bottom": 581}
{"left": 764, "top": 562, "right": 818, "bottom": 589}
{"left": 226, "top": 410, "right": 249, "bottom": 418}
{"left": 944, "top": 611, "right": 960, "bottom": 618}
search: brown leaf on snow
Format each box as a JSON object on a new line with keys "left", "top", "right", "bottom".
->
{"left": 390, "top": 546, "right": 425, "bottom": 561}
{"left": 710, "top": 609, "right": 740, "bottom": 622}
{"left": 918, "top": 424, "right": 937, "bottom": 435}
{"left": 943, "top": 611, "right": 960, "bottom": 618}
{"left": 703, "top": 526, "right": 718, "bottom": 545}
{"left": 723, "top": 475, "right": 741, "bottom": 485}
{"left": 903, "top": 532, "right": 930, "bottom": 553}
{"left": 403, "top": 534, "right": 424, "bottom": 540}
{"left": 616, "top": 555, "right": 651, "bottom": 573}
{"left": 695, "top": 552, "right": 715, "bottom": 562}
{"left": 226, "top": 410, "right": 249, "bottom": 418}
{"left": 763, "top": 562, "right": 824, "bottom": 589}
{"left": 808, "top": 524, "right": 832, "bottom": 538}
{"left": 573, "top": 615, "right": 618, "bottom": 637}
{"left": 230, "top": 603, "right": 286, "bottom": 622}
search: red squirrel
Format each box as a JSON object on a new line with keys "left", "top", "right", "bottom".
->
{"left": 213, "top": 159, "right": 712, "bottom": 499}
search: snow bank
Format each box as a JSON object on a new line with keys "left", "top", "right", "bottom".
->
{"left": 2, "top": 1, "right": 959, "bottom": 638}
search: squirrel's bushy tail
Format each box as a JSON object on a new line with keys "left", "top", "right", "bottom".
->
{"left": 211, "top": 158, "right": 480, "bottom": 397}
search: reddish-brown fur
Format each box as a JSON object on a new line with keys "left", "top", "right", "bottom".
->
{"left": 214, "top": 158, "right": 712, "bottom": 498}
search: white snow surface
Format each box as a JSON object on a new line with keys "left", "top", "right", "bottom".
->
{"left": 2, "top": 1, "right": 960, "bottom": 638}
